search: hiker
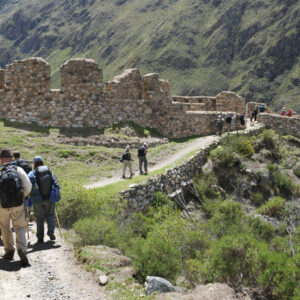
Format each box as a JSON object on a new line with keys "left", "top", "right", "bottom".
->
{"left": 280, "top": 107, "right": 286, "bottom": 116}
{"left": 28, "top": 156, "right": 60, "bottom": 244}
{"left": 287, "top": 109, "right": 293, "bottom": 117}
{"left": 122, "top": 146, "right": 134, "bottom": 179}
{"left": 12, "top": 151, "right": 32, "bottom": 174}
{"left": 259, "top": 104, "right": 266, "bottom": 113}
{"left": 253, "top": 105, "right": 258, "bottom": 121}
{"left": 138, "top": 143, "right": 148, "bottom": 175}
{"left": 215, "top": 115, "right": 224, "bottom": 136}
{"left": 239, "top": 113, "right": 246, "bottom": 129}
{"left": 225, "top": 114, "right": 233, "bottom": 132}
{"left": 0, "top": 149, "right": 32, "bottom": 266}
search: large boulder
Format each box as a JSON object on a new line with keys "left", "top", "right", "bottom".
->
{"left": 145, "top": 276, "right": 175, "bottom": 295}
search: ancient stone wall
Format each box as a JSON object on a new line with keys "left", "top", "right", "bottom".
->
{"left": 260, "top": 113, "right": 300, "bottom": 138}
{"left": 0, "top": 57, "right": 246, "bottom": 138}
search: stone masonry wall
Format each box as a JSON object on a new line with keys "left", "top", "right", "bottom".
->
{"left": 260, "top": 113, "right": 300, "bottom": 138}
{"left": 121, "top": 126, "right": 265, "bottom": 213}
{"left": 0, "top": 57, "right": 246, "bottom": 138}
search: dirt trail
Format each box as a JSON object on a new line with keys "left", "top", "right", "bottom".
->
{"left": 0, "top": 224, "right": 106, "bottom": 300}
{"left": 84, "top": 134, "right": 220, "bottom": 189}
{"left": 85, "top": 120, "right": 262, "bottom": 189}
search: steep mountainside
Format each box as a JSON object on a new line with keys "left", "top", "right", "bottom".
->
{"left": 0, "top": 0, "right": 299, "bottom": 112}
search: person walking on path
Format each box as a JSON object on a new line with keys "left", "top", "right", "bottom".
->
{"left": 215, "top": 115, "right": 224, "bottom": 136}
{"left": 239, "top": 113, "right": 246, "bottom": 129}
{"left": 122, "top": 146, "right": 134, "bottom": 179}
{"left": 12, "top": 151, "right": 32, "bottom": 174}
{"left": 138, "top": 143, "right": 148, "bottom": 175}
{"left": 0, "top": 149, "right": 32, "bottom": 266}
{"left": 225, "top": 114, "right": 233, "bottom": 132}
{"left": 28, "top": 156, "right": 60, "bottom": 244}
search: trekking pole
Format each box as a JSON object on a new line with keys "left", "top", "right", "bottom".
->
{"left": 54, "top": 208, "right": 63, "bottom": 239}
{"left": 26, "top": 218, "right": 30, "bottom": 240}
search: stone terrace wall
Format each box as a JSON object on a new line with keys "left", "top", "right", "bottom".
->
{"left": 122, "top": 126, "right": 265, "bottom": 213}
{"left": 260, "top": 113, "right": 300, "bottom": 138}
{"left": 0, "top": 57, "right": 246, "bottom": 138}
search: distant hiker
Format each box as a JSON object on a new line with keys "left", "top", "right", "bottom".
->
{"left": 215, "top": 115, "right": 224, "bottom": 136}
{"left": 259, "top": 104, "right": 266, "bottom": 113}
{"left": 28, "top": 156, "right": 60, "bottom": 244}
{"left": 122, "top": 146, "right": 134, "bottom": 179}
{"left": 138, "top": 143, "right": 148, "bottom": 175}
{"left": 287, "top": 109, "right": 293, "bottom": 117}
{"left": 13, "top": 151, "right": 32, "bottom": 174}
{"left": 0, "top": 149, "right": 32, "bottom": 266}
{"left": 239, "top": 113, "right": 246, "bottom": 129}
{"left": 280, "top": 107, "right": 286, "bottom": 116}
{"left": 225, "top": 114, "right": 233, "bottom": 132}
{"left": 253, "top": 105, "right": 258, "bottom": 121}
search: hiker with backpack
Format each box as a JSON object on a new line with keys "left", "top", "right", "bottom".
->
{"left": 225, "top": 114, "right": 233, "bottom": 132}
{"left": 28, "top": 156, "right": 60, "bottom": 244}
{"left": 239, "top": 113, "right": 246, "bottom": 129}
{"left": 138, "top": 143, "right": 148, "bottom": 175}
{"left": 121, "top": 145, "right": 134, "bottom": 179}
{"left": 12, "top": 151, "right": 32, "bottom": 174}
{"left": 215, "top": 115, "right": 224, "bottom": 136}
{"left": 0, "top": 149, "right": 32, "bottom": 266}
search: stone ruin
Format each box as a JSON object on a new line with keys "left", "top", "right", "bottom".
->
{"left": 0, "top": 57, "right": 249, "bottom": 138}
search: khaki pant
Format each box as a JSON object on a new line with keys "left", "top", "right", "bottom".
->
{"left": 0, "top": 204, "right": 27, "bottom": 254}
{"left": 123, "top": 160, "right": 133, "bottom": 177}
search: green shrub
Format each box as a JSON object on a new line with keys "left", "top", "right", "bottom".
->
{"left": 258, "top": 250, "right": 298, "bottom": 299}
{"left": 209, "top": 201, "right": 243, "bottom": 236}
{"left": 206, "top": 234, "right": 261, "bottom": 286}
{"left": 251, "top": 192, "right": 266, "bottom": 206}
{"left": 57, "top": 184, "right": 117, "bottom": 228}
{"left": 224, "top": 135, "right": 254, "bottom": 158}
{"left": 270, "top": 236, "right": 290, "bottom": 254}
{"left": 209, "top": 146, "right": 239, "bottom": 169}
{"left": 194, "top": 173, "right": 220, "bottom": 201}
{"left": 273, "top": 171, "right": 297, "bottom": 197}
{"left": 151, "top": 192, "right": 171, "bottom": 208}
{"left": 293, "top": 165, "right": 300, "bottom": 178}
{"left": 257, "top": 197, "right": 286, "bottom": 219}
{"left": 247, "top": 216, "right": 275, "bottom": 242}
{"left": 73, "top": 216, "right": 119, "bottom": 248}
{"left": 184, "top": 259, "right": 204, "bottom": 287}
{"left": 260, "top": 129, "right": 279, "bottom": 149}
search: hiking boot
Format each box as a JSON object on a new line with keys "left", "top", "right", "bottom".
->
{"left": 18, "top": 249, "right": 29, "bottom": 267}
{"left": 48, "top": 233, "right": 56, "bottom": 241}
{"left": 3, "top": 250, "right": 14, "bottom": 261}
{"left": 37, "top": 238, "right": 44, "bottom": 244}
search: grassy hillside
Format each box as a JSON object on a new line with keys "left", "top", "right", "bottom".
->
{"left": 0, "top": 0, "right": 299, "bottom": 112}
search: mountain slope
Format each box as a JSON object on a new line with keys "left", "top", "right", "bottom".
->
{"left": 0, "top": 0, "right": 299, "bottom": 112}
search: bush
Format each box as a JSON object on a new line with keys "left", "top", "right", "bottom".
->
{"left": 251, "top": 192, "right": 266, "bottom": 206}
{"left": 194, "top": 173, "right": 220, "bottom": 201}
{"left": 258, "top": 250, "right": 298, "bottom": 299}
{"left": 224, "top": 135, "right": 254, "bottom": 158}
{"left": 151, "top": 192, "right": 171, "bottom": 208}
{"left": 257, "top": 197, "right": 286, "bottom": 219}
{"left": 260, "top": 129, "right": 279, "bottom": 150}
{"left": 209, "top": 201, "right": 243, "bottom": 236}
{"left": 247, "top": 216, "right": 275, "bottom": 242}
{"left": 209, "top": 146, "right": 239, "bottom": 169}
{"left": 273, "top": 170, "right": 297, "bottom": 197}
{"left": 206, "top": 234, "right": 261, "bottom": 286}
{"left": 72, "top": 216, "right": 119, "bottom": 248}
{"left": 184, "top": 259, "right": 204, "bottom": 287}
{"left": 293, "top": 165, "right": 300, "bottom": 178}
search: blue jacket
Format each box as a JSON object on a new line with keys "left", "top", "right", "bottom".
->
{"left": 28, "top": 170, "right": 43, "bottom": 205}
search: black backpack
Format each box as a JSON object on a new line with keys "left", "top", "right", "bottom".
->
{"left": 16, "top": 158, "right": 32, "bottom": 174}
{"left": 138, "top": 147, "right": 145, "bottom": 157}
{"left": 35, "top": 166, "right": 53, "bottom": 201}
{"left": 225, "top": 116, "right": 232, "bottom": 124}
{"left": 0, "top": 165, "right": 24, "bottom": 208}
